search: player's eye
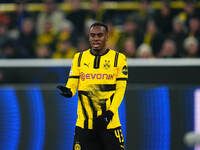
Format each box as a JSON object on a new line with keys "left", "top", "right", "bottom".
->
{"left": 97, "top": 33, "right": 103, "bottom": 37}
{"left": 90, "top": 33, "right": 95, "bottom": 37}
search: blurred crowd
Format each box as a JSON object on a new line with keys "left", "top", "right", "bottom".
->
{"left": 0, "top": 0, "right": 200, "bottom": 59}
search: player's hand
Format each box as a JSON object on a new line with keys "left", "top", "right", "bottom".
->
{"left": 57, "top": 85, "right": 72, "bottom": 98}
{"left": 95, "top": 110, "right": 114, "bottom": 130}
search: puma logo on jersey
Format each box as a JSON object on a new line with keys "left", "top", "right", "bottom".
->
{"left": 84, "top": 63, "right": 89, "bottom": 67}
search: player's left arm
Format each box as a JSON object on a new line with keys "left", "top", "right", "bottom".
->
{"left": 95, "top": 53, "right": 128, "bottom": 130}
{"left": 108, "top": 53, "right": 128, "bottom": 113}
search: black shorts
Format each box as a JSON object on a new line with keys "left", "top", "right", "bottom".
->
{"left": 72, "top": 126, "right": 125, "bottom": 150}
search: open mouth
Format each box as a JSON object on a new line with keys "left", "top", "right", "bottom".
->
{"left": 92, "top": 42, "right": 101, "bottom": 48}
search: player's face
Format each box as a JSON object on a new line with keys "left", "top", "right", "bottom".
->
{"left": 89, "top": 26, "right": 108, "bottom": 51}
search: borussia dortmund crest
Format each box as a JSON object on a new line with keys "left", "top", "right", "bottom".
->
{"left": 104, "top": 60, "right": 110, "bottom": 69}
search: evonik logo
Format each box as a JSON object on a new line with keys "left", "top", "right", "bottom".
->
{"left": 80, "top": 72, "right": 114, "bottom": 81}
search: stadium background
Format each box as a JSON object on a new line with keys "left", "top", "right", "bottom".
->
{"left": 1, "top": 0, "right": 200, "bottom": 150}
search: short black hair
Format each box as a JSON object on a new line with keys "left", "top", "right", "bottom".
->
{"left": 89, "top": 22, "right": 108, "bottom": 32}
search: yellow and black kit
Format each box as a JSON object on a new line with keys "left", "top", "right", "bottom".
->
{"left": 66, "top": 48, "right": 128, "bottom": 130}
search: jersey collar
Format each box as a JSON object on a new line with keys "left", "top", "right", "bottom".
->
{"left": 90, "top": 48, "right": 110, "bottom": 56}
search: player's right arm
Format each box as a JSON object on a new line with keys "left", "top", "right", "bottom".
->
{"left": 65, "top": 52, "right": 80, "bottom": 96}
{"left": 57, "top": 52, "right": 80, "bottom": 98}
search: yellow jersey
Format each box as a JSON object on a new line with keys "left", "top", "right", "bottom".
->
{"left": 66, "top": 48, "right": 128, "bottom": 129}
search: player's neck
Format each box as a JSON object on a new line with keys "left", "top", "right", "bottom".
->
{"left": 91, "top": 48, "right": 108, "bottom": 55}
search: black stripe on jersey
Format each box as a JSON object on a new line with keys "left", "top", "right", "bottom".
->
{"left": 94, "top": 55, "right": 101, "bottom": 69}
{"left": 88, "top": 98, "right": 97, "bottom": 118}
{"left": 114, "top": 52, "right": 119, "bottom": 67}
{"left": 81, "top": 91, "right": 97, "bottom": 116}
{"left": 79, "top": 91, "right": 97, "bottom": 128}
{"left": 78, "top": 91, "right": 88, "bottom": 128}
{"left": 68, "top": 76, "right": 80, "bottom": 79}
{"left": 110, "top": 93, "right": 114, "bottom": 104}
{"left": 78, "top": 52, "right": 83, "bottom": 67}
{"left": 96, "top": 84, "right": 116, "bottom": 91}
{"left": 100, "top": 101, "right": 106, "bottom": 115}
{"left": 116, "top": 78, "right": 128, "bottom": 81}
{"left": 87, "top": 96, "right": 97, "bottom": 129}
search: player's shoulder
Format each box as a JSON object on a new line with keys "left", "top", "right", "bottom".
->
{"left": 118, "top": 52, "right": 126, "bottom": 59}
{"left": 110, "top": 49, "right": 127, "bottom": 59}
{"left": 76, "top": 49, "right": 90, "bottom": 54}
{"left": 73, "top": 49, "right": 90, "bottom": 58}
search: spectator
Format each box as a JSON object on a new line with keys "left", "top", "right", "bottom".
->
{"left": 1, "top": 40, "right": 27, "bottom": 58}
{"left": 85, "top": 0, "right": 105, "bottom": 22}
{"left": 168, "top": 17, "right": 187, "bottom": 57}
{"left": 2, "top": 41, "right": 17, "bottom": 58}
{"left": 117, "top": 17, "right": 143, "bottom": 50}
{"left": 0, "top": 13, "right": 10, "bottom": 25}
{"left": 0, "top": 23, "right": 22, "bottom": 58}
{"left": 36, "top": 44, "right": 51, "bottom": 58}
{"left": 66, "top": 0, "right": 86, "bottom": 39}
{"left": 9, "top": 0, "right": 34, "bottom": 31}
{"left": 0, "top": 23, "right": 11, "bottom": 50}
{"left": 105, "top": 21, "right": 120, "bottom": 49}
{"left": 55, "top": 20, "right": 74, "bottom": 48}
{"left": 17, "top": 18, "right": 37, "bottom": 58}
{"left": 52, "top": 40, "right": 76, "bottom": 59}
{"left": 158, "top": 39, "right": 178, "bottom": 58}
{"left": 36, "top": 20, "right": 57, "bottom": 51}
{"left": 178, "top": 1, "right": 199, "bottom": 27}
{"left": 36, "top": 0, "right": 65, "bottom": 34}
{"left": 154, "top": 3, "right": 173, "bottom": 36}
{"left": 187, "top": 17, "right": 200, "bottom": 41}
{"left": 133, "top": 0, "right": 155, "bottom": 31}
{"left": 123, "top": 38, "right": 136, "bottom": 58}
{"left": 143, "top": 19, "right": 164, "bottom": 56}
{"left": 76, "top": 37, "right": 89, "bottom": 51}
{"left": 183, "top": 36, "right": 199, "bottom": 58}
{"left": 136, "top": 43, "right": 153, "bottom": 58}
